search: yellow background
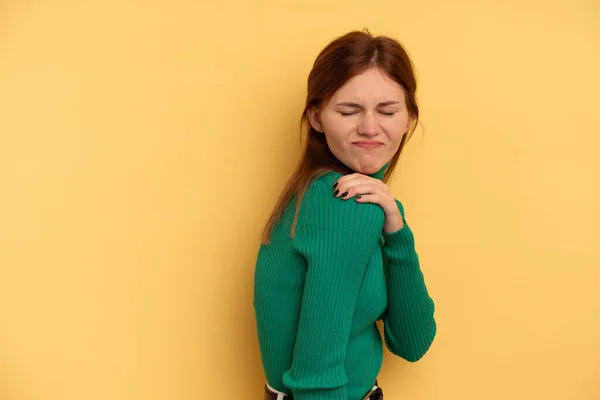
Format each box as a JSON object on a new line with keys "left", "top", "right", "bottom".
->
{"left": 1, "top": 1, "right": 599, "bottom": 399}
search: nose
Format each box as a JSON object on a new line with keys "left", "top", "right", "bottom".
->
{"left": 357, "top": 111, "right": 378, "bottom": 137}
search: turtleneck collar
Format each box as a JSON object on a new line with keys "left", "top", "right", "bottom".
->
{"left": 367, "top": 162, "right": 390, "bottom": 181}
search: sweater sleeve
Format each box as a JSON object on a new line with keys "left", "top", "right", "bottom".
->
{"left": 282, "top": 177, "right": 385, "bottom": 400}
{"left": 381, "top": 199, "right": 437, "bottom": 362}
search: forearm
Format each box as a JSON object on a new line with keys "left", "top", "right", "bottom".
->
{"left": 382, "top": 217, "right": 436, "bottom": 361}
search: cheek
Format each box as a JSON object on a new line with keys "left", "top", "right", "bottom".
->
{"left": 322, "top": 115, "right": 355, "bottom": 141}
{"left": 388, "top": 115, "right": 411, "bottom": 137}
{"left": 382, "top": 122, "right": 403, "bottom": 140}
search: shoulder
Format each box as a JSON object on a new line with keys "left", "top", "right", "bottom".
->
{"left": 394, "top": 198, "right": 406, "bottom": 218}
{"left": 298, "top": 171, "right": 385, "bottom": 235}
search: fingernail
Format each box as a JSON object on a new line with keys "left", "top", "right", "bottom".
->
{"left": 334, "top": 189, "right": 339, "bottom": 196}
{"left": 342, "top": 191, "right": 348, "bottom": 198}
{"left": 355, "top": 195, "right": 362, "bottom": 199}
{"left": 333, "top": 182, "right": 338, "bottom": 189}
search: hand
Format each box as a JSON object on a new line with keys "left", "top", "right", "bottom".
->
{"left": 333, "top": 173, "right": 404, "bottom": 233}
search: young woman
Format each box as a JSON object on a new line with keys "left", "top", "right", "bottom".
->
{"left": 254, "top": 29, "right": 437, "bottom": 400}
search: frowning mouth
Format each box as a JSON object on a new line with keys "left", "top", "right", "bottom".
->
{"left": 353, "top": 141, "right": 384, "bottom": 150}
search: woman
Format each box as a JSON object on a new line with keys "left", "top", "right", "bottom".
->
{"left": 254, "top": 29, "right": 437, "bottom": 400}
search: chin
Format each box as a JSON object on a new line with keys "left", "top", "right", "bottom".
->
{"left": 360, "top": 166, "right": 379, "bottom": 175}
{"left": 353, "top": 160, "right": 382, "bottom": 175}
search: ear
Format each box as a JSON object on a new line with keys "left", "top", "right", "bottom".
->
{"left": 406, "top": 114, "right": 415, "bottom": 132}
{"left": 307, "top": 107, "right": 324, "bottom": 133}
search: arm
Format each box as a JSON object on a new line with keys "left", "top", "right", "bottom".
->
{"left": 381, "top": 199, "right": 436, "bottom": 361}
{"left": 282, "top": 178, "right": 385, "bottom": 400}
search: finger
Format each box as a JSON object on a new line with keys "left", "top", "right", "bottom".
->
{"left": 354, "top": 193, "right": 384, "bottom": 205}
{"left": 335, "top": 175, "right": 380, "bottom": 194}
{"left": 339, "top": 183, "right": 380, "bottom": 199}
{"left": 333, "top": 173, "right": 364, "bottom": 188}
{"left": 336, "top": 176, "right": 386, "bottom": 197}
{"left": 334, "top": 174, "right": 366, "bottom": 196}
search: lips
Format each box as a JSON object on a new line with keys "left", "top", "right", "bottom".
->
{"left": 353, "top": 141, "right": 383, "bottom": 150}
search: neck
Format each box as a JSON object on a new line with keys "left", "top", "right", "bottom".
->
{"left": 368, "top": 162, "right": 389, "bottom": 181}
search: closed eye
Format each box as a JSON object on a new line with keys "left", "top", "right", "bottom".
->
{"left": 338, "top": 111, "right": 397, "bottom": 117}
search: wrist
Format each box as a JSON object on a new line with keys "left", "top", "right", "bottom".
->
{"left": 384, "top": 214, "right": 404, "bottom": 233}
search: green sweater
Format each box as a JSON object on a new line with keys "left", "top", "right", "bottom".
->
{"left": 254, "top": 165, "right": 436, "bottom": 400}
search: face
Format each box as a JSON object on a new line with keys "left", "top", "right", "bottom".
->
{"left": 308, "top": 67, "right": 413, "bottom": 175}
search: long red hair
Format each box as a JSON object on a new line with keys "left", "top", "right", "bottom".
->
{"left": 262, "top": 29, "right": 420, "bottom": 244}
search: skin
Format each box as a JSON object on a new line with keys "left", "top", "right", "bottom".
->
{"left": 307, "top": 67, "right": 414, "bottom": 233}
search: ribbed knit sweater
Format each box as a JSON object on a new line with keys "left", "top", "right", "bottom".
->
{"left": 253, "top": 164, "right": 436, "bottom": 400}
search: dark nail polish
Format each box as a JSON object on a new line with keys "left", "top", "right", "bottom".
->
{"left": 355, "top": 195, "right": 362, "bottom": 199}
{"left": 342, "top": 191, "right": 348, "bottom": 198}
{"left": 334, "top": 189, "right": 339, "bottom": 196}
{"left": 333, "top": 182, "right": 338, "bottom": 189}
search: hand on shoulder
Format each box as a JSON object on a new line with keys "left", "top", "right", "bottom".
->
{"left": 332, "top": 173, "right": 404, "bottom": 233}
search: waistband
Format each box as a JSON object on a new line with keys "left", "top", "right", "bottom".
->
{"left": 264, "top": 380, "right": 382, "bottom": 400}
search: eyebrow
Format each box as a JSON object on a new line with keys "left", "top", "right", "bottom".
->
{"left": 335, "top": 101, "right": 400, "bottom": 108}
